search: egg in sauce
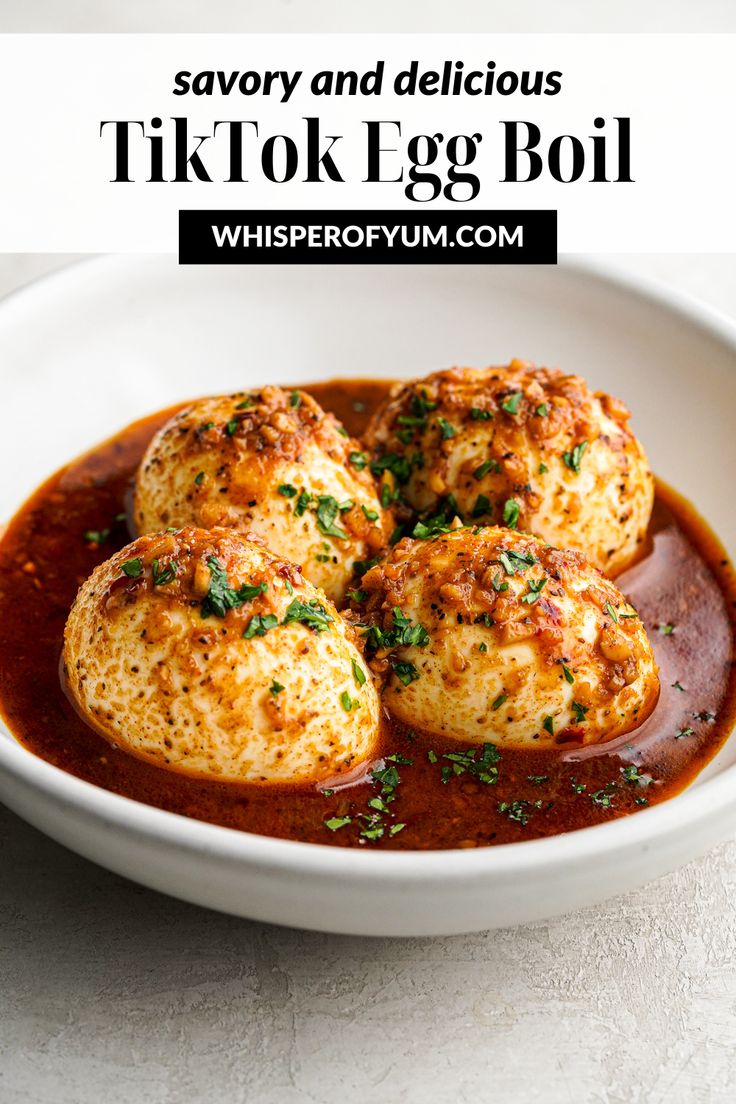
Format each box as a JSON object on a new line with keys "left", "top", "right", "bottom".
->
{"left": 0, "top": 377, "right": 734, "bottom": 850}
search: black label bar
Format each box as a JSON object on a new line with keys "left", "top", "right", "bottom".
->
{"left": 178, "top": 209, "right": 557, "bottom": 264}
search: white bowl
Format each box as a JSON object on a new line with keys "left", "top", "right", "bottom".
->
{"left": 0, "top": 256, "right": 734, "bottom": 937}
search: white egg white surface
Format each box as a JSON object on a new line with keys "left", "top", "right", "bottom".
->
{"left": 359, "top": 526, "right": 659, "bottom": 748}
{"left": 134, "top": 387, "right": 391, "bottom": 603}
{"left": 63, "top": 528, "right": 379, "bottom": 784}
{"left": 366, "top": 361, "right": 654, "bottom": 576}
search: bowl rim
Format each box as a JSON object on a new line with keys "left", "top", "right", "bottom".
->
{"left": 0, "top": 252, "right": 735, "bottom": 881}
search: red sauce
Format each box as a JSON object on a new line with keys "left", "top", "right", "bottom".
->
{"left": 0, "top": 379, "right": 735, "bottom": 850}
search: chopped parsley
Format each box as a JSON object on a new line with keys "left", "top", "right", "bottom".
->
{"left": 437, "top": 416, "right": 457, "bottom": 440}
{"left": 491, "top": 693, "right": 508, "bottom": 711}
{"left": 151, "top": 559, "right": 177, "bottom": 587}
{"left": 294, "top": 489, "right": 312, "bottom": 517}
{"left": 672, "top": 680, "right": 685, "bottom": 692}
{"left": 352, "top": 658, "right": 367, "bottom": 687}
{"left": 604, "top": 601, "right": 619, "bottom": 623}
{"left": 243, "top": 613, "right": 279, "bottom": 639}
{"left": 502, "top": 498, "right": 521, "bottom": 529}
{"left": 269, "top": 679, "right": 284, "bottom": 696}
{"left": 538, "top": 462, "right": 549, "bottom": 475}
{"left": 675, "top": 726, "right": 695, "bottom": 740}
{"left": 542, "top": 715, "right": 554, "bottom": 736}
{"left": 536, "top": 403, "right": 549, "bottom": 416}
{"left": 353, "top": 555, "right": 380, "bottom": 577}
{"left": 657, "top": 623, "right": 675, "bottom": 635}
{"left": 235, "top": 397, "right": 253, "bottom": 410}
{"left": 121, "top": 558, "right": 142, "bottom": 578}
{"left": 365, "top": 607, "right": 430, "bottom": 651}
{"left": 591, "top": 783, "right": 616, "bottom": 808}
{"left": 371, "top": 453, "right": 412, "bottom": 485}
{"left": 498, "top": 549, "right": 536, "bottom": 576}
{"left": 571, "top": 700, "right": 589, "bottom": 724}
{"left": 315, "top": 495, "right": 348, "bottom": 540}
{"left": 84, "top": 529, "right": 110, "bottom": 545}
{"left": 470, "top": 407, "right": 493, "bottom": 421}
{"left": 521, "top": 577, "right": 547, "bottom": 604}
{"left": 282, "top": 598, "right": 334, "bottom": 633}
{"left": 194, "top": 471, "right": 205, "bottom": 486}
{"left": 340, "top": 690, "right": 358, "bottom": 712}
{"left": 562, "top": 441, "right": 588, "bottom": 474}
{"left": 346, "top": 588, "right": 367, "bottom": 603}
{"left": 289, "top": 390, "right": 301, "bottom": 408}
{"left": 440, "top": 744, "right": 500, "bottom": 785}
{"left": 620, "top": 764, "right": 650, "bottom": 786}
{"left": 528, "top": 775, "right": 549, "bottom": 785}
{"left": 324, "top": 816, "right": 351, "bottom": 831}
{"left": 278, "top": 483, "right": 297, "bottom": 498}
{"left": 349, "top": 451, "right": 368, "bottom": 470}
{"left": 561, "top": 662, "right": 575, "bottom": 684}
{"left": 380, "top": 483, "right": 396, "bottom": 509}
{"left": 498, "top": 800, "right": 531, "bottom": 826}
{"left": 474, "top": 458, "right": 500, "bottom": 480}
{"left": 225, "top": 419, "right": 238, "bottom": 436}
{"left": 391, "top": 659, "right": 420, "bottom": 686}
{"left": 362, "top": 505, "right": 379, "bottom": 522}
{"left": 501, "top": 392, "right": 523, "bottom": 415}
{"left": 409, "top": 389, "right": 437, "bottom": 420}
{"left": 411, "top": 514, "right": 454, "bottom": 540}
{"left": 472, "top": 494, "right": 492, "bottom": 519}
{"left": 200, "top": 558, "right": 267, "bottom": 619}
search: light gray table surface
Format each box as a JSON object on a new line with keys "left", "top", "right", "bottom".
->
{"left": 0, "top": 253, "right": 735, "bottom": 1104}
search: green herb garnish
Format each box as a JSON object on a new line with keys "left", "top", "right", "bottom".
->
{"left": 474, "top": 458, "right": 500, "bottom": 480}
{"left": 200, "top": 558, "right": 267, "bottom": 619}
{"left": 571, "top": 700, "right": 588, "bottom": 724}
{"left": 243, "top": 613, "right": 279, "bottom": 639}
{"left": 501, "top": 392, "right": 523, "bottom": 415}
{"left": 315, "top": 495, "right": 348, "bottom": 540}
{"left": 294, "top": 489, "right": 312, "bottom": 517}
{"left": 521, "top": 577, "right": 547, "bottom": 604}
{"left": 282, "top": 597, "right": 334, "bottom": 633}
{"left": 84, "top": 529, "right": 110, "bottom": 545}
{"left": 391, "top": 660, "right": 420, "bottom": 686}
{"left": 562, "top": 441, "right": 588, "bottom": 474}
{"left": 152, "top": 559, "right": 177, "bottom": 587}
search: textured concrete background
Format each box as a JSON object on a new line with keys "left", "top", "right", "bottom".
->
{"left": 1, "top": 798, "right": 736, "bottom": 1103}
{"left": 1, "top": 253, "right": 735, "bottom": 1103}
